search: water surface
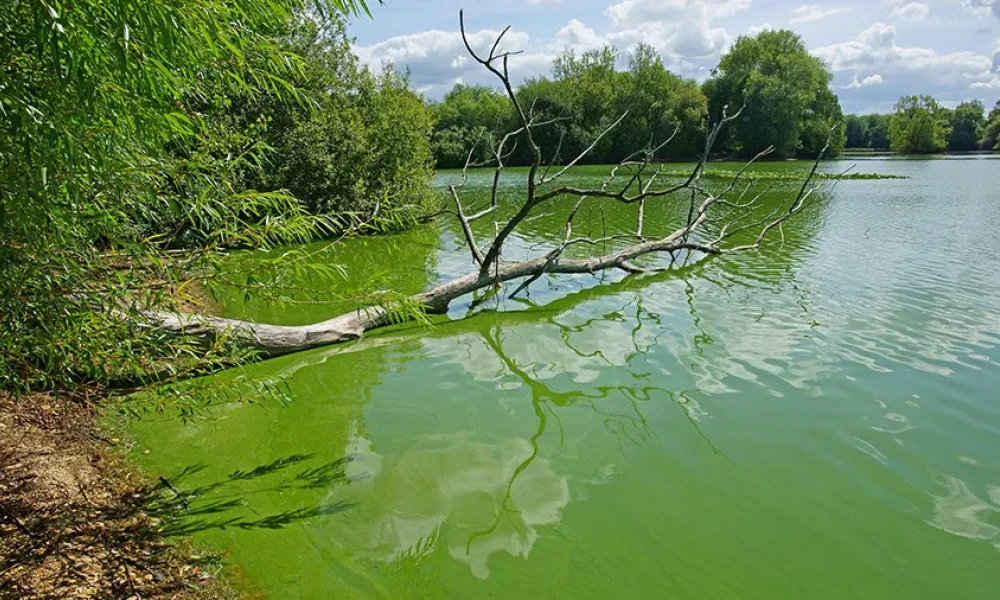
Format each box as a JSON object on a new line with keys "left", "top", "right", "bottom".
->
{"left": 129, "top": 157, "right": 1000, "bottom": 598}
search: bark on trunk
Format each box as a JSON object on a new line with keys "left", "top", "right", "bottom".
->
{"left": 151, "top": 238, "right": 716, "bottom": 356}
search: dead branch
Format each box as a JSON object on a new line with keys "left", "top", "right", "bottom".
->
{"left": 146, "top": 12, "right": 828, "bottom": 357}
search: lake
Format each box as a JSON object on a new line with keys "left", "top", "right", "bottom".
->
{"left": 127, "top": 157, "right": 1000, "bottom": 599}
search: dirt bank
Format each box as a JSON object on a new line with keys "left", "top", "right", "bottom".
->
{"left": 0, "top": 392, "right": 235, "bottom": 599}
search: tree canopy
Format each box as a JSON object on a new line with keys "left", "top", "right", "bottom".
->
{"left": 236, "top": 19, "right": 435, "bottom": 218}
{"left": 429, "top": 30, "right": 1000, "bottom": 165}
{"left": 428, "top": 85, "right": 511, "bottom": 168}
{"left": 844, "top": 114, "right": 891, "bottom": 150}
{"left": 430, "top": 44, "right": 708, "bottom": 168}
{"left": 888, "top": 95, "right": 952, "bottom": 154}
{"left": 703, "top": 29, "right": 845, "bottom": 158}
{"left": 947, "top": 100, "right": 986, "bottom": 152}
{"left": 846, "top": 98, "right": 998, "bottom": 153}
{"left": 983, "top": 100, "right": 1000, "bottom": 151}
{"left": 611, "top": 43, "right": 709, "bottom": 161}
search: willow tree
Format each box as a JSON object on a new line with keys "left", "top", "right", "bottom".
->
{"left": 153, "top": 12, "right": 830, "bottom": 355}
{"left": 0, "top": 0, "right": 374, "bottom": 395}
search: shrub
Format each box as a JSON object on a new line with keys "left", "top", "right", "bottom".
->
{"left": 240, "top": 20, "right": 436, "bottom": 221}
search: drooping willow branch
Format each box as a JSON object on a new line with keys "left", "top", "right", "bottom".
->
{"left": 150, "top": 11, "right": 828, "bottom": 356}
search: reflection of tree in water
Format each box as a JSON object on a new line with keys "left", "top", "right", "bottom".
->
{"left": 365, "top": 293, "right": 727, "bottom": 580}
{"left": 463, "top": 326, "right": 564, "bottom": 559}
{"left": 130, "top": 183, "right": 835, "bottom": 594}
{"left": 158, "top": 194, "right": 826, "bottom": 584}
{"left": 168, "top": 257, "right": 743, "bottom": 583}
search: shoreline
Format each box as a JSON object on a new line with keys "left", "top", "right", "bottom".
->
{"left": 0, "top": 392, "right": 237, "bottom": 599}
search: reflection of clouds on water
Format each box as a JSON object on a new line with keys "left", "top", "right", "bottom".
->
{"left": 427, "top": 285, "right": 827, "bottom": 404}
{"left": 675, "top": 317, "right": 812, "bottom": 396}
{"left": 345, "top": 430, "right": 572, "bottom": 579}
{"left": 870, "top": 412, "right": 914, "bottom": 435}
{"left": 343, "top": 420, "right": 382, "bottom": 482}
{"left": 644, "top": 289, "right": 832, "bottom": 396}
{"left": 927, "top": 475, "right": 1000, "bottom": 553}
{"left": 342, "top": 321, "right": 653, "bottom": 580}
{"left": 425, "top": 317, "right": 677, "bottom": 447}
{"left": 806, "top": 173, "right": 1000, "bottom": 380}
{"left": 424, "top": 321, "right": 647, "bottom": 389}
{"left": 853, "top": 437, "right": 889, "bottom": 465}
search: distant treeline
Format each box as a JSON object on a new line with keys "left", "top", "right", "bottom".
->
{"left": 427, "top": 29, "right": 1000, "bottom": 168}
{"left": 846, "top": 97, "right": 1000, "bottom": 153}
{"left": 429, "top": 30, "right": 846, "bottom": 168}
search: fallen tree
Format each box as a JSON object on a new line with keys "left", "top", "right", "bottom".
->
{"left": 153, "top": 11, "right": 828, "bottom": 357}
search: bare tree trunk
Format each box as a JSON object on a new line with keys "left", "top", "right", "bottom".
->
{"left": 149, "top": 237, "right": 724, "bottom": 355}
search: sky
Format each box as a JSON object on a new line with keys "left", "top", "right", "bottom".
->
{"left": 346, "top": 0, "right": 1000, "bottom": 114}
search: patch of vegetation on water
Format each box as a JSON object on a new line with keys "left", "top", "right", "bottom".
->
{"left": 664, "top": 169, "right": 908, "bottom": 181}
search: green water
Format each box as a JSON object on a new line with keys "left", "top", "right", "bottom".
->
{"left": 127, "top": 158, "right": 1000, "bottom": 599}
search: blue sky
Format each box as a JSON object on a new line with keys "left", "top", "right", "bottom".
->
{"left": 347, "top": 0, "right": 1000, "bottom": 113}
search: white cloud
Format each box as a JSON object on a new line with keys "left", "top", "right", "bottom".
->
{"left": 815, "top": 23, "right": 995, "bottom": 102}
{"left": 596, "top": 0, "right": 752, "bottom": 75}
{"left": 844, "top": 73, "right": 884, "bottom": 88}
{"left": 354, "top": 28, "right": 553, "bottom": 97}
{"left": 789, "top": 5, "right": 852, "bottom": 24}
{"left": 747, "top": 22, "right": 773, "bottom": 36}
{"left": 973, "top": 43, "right": 1000, "bottom": 87}
{"left": 605, "top": 0, "right": 750, "bottom": 27}
{"left": 971, "top": 77, "right": 1000, "bottom": 88}
{"left": 527, "top": 0, "right": 561, "bottom": 5}
{"left": 886, "top": 1, "right": 930, "bottom": 21}
{"left": 554, "top": 19, "right": 607, "bottom": 52}
{"left": 963, "top": 0, "right": 1000, "bottom": 19}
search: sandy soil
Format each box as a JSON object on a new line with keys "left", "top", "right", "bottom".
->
{"left": 0, "top": 392, "right": 236, "bottom": 600}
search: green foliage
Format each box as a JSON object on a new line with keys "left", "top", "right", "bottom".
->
{"left": 888, "top": 95, "right": 952, "bottom": 154}
{"left": 947, "top": 100, "right": 986, "bottom": 151}
{"left": 528, "top": 46, "right": 629, "bottom": 164}
{"left": 428, "top": 85, "right": 510, "bottom": 167}
{"left": 429, "top": 44, "right": 708, "bottom": 167}
{"left": 982, "top": 100, "right": 1000, "bottom": 151}
{"left": 612, "top": 44, "right": 709, "bottom": 161}
{"left": 844, "top": 113, "right": 891, "bottom": 150}
{"left": 0, "top": 0, "right": 384, "bottom": 397}
{"left": 864, "top": 114, "right": 892, "bottom": 150}
{"left": 547, "top": 44, "right": 709, "bottom": 162}
{"left": 845, "top": 114, "right": 868, "bottom": 149}
{"left": 433, "top": 85, "right": 510, "bottom": 131}
{"left": 238, "top": 19, "right": 436, "bottom": 219}
{"left": 704, "top": 30, "right": 845, "bottom": 158}
{"left": 800, "top": 88, "right": 847, "bottom": 157}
